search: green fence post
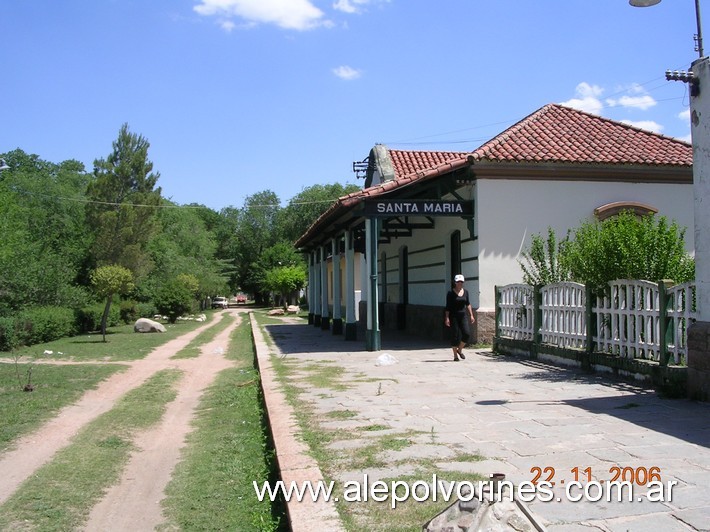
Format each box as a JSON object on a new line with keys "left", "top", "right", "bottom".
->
{"left": 494, "top": 285, "right": 501, "bottom": 341}
{"left": 533, "top": 285, "right": 541, "bottom": 359}
{"left": 658, "top": 280, "right": 673, "bottom": 367}
{"left": 584, "top": 284, "right": 593, "bottom": 371}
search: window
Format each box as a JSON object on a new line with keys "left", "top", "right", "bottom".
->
{"left": 594, "top": 202, "right": 658, "bottom": 221}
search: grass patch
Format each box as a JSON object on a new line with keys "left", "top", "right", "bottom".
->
{"left": 251, "top": 312, "right": 494, "bottom": 531}
{"left": 4, "top": 317, "right": 211, "bottom": 362}
{"left": 159, "top": 315, "right": 285, "bottom": 531}
{"left": 346, "top": 433, "right": 416, "bottom": 470}
{"left": 301, "top": 362, "right": 349, "bottom": 391}
{"left": 171, "top": 312, "right": 235, "bottom": 359}
{"left": 338, "top": 469, "right": 487, "bottom": 532}
{"left": 0, "top": 369, "right": 183, "bottom": 531}
{"left": 0, "top": 362, "right": 126, "bottom": 453}
{"left": 327, "top": 410, "right": 358, "bottom": 420}
{"left": 362, "top": 424, "right": 390, "bottom": 432}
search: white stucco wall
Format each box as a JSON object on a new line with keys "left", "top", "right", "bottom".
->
{"left": 365, "top": 206, "right": 479, "bottom": 309}
{"left": 476, "top": 179, "right": 695, "bottom": 311}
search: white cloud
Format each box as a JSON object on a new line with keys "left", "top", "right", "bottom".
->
{"left": 609, "top": 94, "right": 656, "bottom": 110}
{"left": 559, "top": 82, "right": 605, "bottom": 115}
{"left": 561, "top": 81, "right": 660, "bottom": 115}
{"left": 332, "top": 65, "right": 362, "bottom": 80}
{"left": 621, "top": 119, "right": 663, "bottom": 134}
{"left": 606, "top": 83, "right": 657, "bottom": 110}
{"left": 333, "top": 0, "right": 358, "bottom": 13}
{"left": 332, "top": 0, "right": 387, "bottom": 14}
{"left": 194, "top": 0, "right": 326, "bottom": 31}
{"left": 219, "top": 19, "right": 236, "bottom": 32}
{"left": 676, "top": 111, "right": 691, "bottom": 142}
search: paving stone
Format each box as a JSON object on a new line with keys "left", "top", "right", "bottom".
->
{"left": 255, "top": 321, "right": 710, "bottom": 531}
{"left": 600, "top": 512, "right": 701, "bottom": 531}
{"left": 674, "top": 506, "right": 710, "bottom": 531}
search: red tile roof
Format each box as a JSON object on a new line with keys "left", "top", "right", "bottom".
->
{"left": 295, "top": 103, "right": 692, "bottom": 248}
{"left": 389, "top": 149, "right": 466, "bottom": 177}
{"left": 469, "top": 103, "right": 692, "bottom": 166}
{"left": 328, "top": 149, "right": 470, "bottom": 210}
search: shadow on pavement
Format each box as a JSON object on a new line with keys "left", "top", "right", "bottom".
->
{"left": 476, "top": 352, "right": 710, "bottom": 449}
{"left": 261, "top": 319, "right": 710, "bottom": 449}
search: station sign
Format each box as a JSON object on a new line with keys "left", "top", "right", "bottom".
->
{"left": 364, "top": 199, "right": 473, "bottom": 217}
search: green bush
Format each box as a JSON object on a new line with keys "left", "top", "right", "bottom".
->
{"left": 156, "top": 280, "right": 195, "bottom": 324}
{"left": 520, "top": 212, "right": 695, "bottom": 293}
{"left": 16, "top": 306, "right": 77, "bottom": 346}
{"left": 519, "top": 228, "right": 571, "bottom": 285}
{"left": 565, "top": 212, "right": 694, "bottom": 292}
{"left": 0, "top": 317, "right": 20, "bottom": 352}
{"left": 75, "top": 303, "right": 120, "bottom": 333}
{"left": 137, "top": 302, "right": 158, "bottom": 319}
{"left": 119, "top": 300, "right": 141, "bottom": 324}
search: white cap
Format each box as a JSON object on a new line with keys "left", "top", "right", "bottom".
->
{"left": 454, "top": 274, "right": 465, "bottom": 282}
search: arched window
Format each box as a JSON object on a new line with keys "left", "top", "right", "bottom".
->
{"left": 594, "top": 201, "right": 658, "bottom": 221}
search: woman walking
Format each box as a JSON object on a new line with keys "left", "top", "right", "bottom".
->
{"left": 444, "top": 274, "right": 476, "bottom": 361}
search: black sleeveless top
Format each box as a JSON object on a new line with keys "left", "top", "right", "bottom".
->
{"left": 446, "top": 289, "right": 469, "bottom": 315}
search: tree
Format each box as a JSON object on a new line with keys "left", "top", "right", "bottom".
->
{"left": 257, "top": 242, "right": 305, "bottom": 306}
{"left": 233, "top": 191, "right": 282, "bottom": 302}
{"left": 263, "top": 265, "right": 307, "bottom": 308}
{"left": 143, "top": 203, "right": 230, "bottom": 307}
{"left": 0, "top": 149, "right": 92, "bottom": 314}
{"left": 156, "top": 276, "right": 196, "bottom": 323}
{"left": 518, "top": 228, "right": 571, "bottom": 285}
{"left": 277, "top": 183, "right": 360, "bottom": 243}
{"left": 86, "top": 124, "right": 162, "bottom": 279}
{"left": 90, "top": 265, "right": 134, "bottom": 342}
{"left": 214, "top": 206, "right": 242, "bottom": 293}
{"left": 565, "top": 212, "right": 694, "bottom": 292}
{"left": 258, "top": 241, "right": 304, "bottom": 271}
{"left": 520, "top": 212, "right": 695, "bottom": 294}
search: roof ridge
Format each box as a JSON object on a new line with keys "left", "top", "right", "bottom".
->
{"left": 473, "top": 104, "right": 554, "bottom": 157}
{"left": 553, "top": 103, "right": 691, "bottom": 146}
{"left": 470, "top": 102, "right": 691, "bottom": 165}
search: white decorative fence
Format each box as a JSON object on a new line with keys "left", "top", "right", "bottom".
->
{"left": 540, "top": 282, "right": 586, "bottom": 349}
{"left": 497, "top": 284, "right": 534, "bottom": 340}
{"left": 496, "top": 279, "right": 697, "bottom": 366}
{"left": 665, "top": 282, "right": 696, "bottom": 364}
{"left": 595, "top": 280, "right": 662, "bottom": 361}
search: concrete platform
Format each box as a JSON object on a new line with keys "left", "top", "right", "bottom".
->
{"left": 252, "top": 316, "right": 710, "bottom": 531}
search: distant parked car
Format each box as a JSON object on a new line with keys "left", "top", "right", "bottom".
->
{"left": 211, "top": 296, "right": 229, "bottom": 309}
{"left": 236, "top": 293, "right": 247, "bottom": 304}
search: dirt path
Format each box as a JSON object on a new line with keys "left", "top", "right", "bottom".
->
{"left": 0, "top": 310, "right": 244, "bottom": 529}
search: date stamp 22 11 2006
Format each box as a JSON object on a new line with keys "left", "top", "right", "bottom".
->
{"left": 531, "top": 466, "right": 664, "bottom": 486}
{"left": 528, "top": 466, "right": 678, "bottom": 503}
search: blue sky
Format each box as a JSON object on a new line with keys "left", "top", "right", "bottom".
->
{"left": 2, "top": 0, "right": 702, "bottom": 211}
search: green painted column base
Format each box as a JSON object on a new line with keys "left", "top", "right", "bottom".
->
{"left": 344, "top": 322, "right": 357, "bottom": 341}
{"left": 366, "top": 329, "right": 381, "bottom": 351}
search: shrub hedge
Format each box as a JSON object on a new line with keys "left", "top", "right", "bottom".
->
{"left": 0, "top": 306, "right": 77, "bottom": 351}
{"left": 75, "top": 303, "right": 121, "bottom": 334}
{"left": 0, "top": 299, "right": 162, "bottom": 352}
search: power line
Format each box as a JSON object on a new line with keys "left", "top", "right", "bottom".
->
{"left": 384, "top": 75, "right": 688, "bottom": 149}
{"left": 6, "top": 186, "right": 345, "bottom": 210}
